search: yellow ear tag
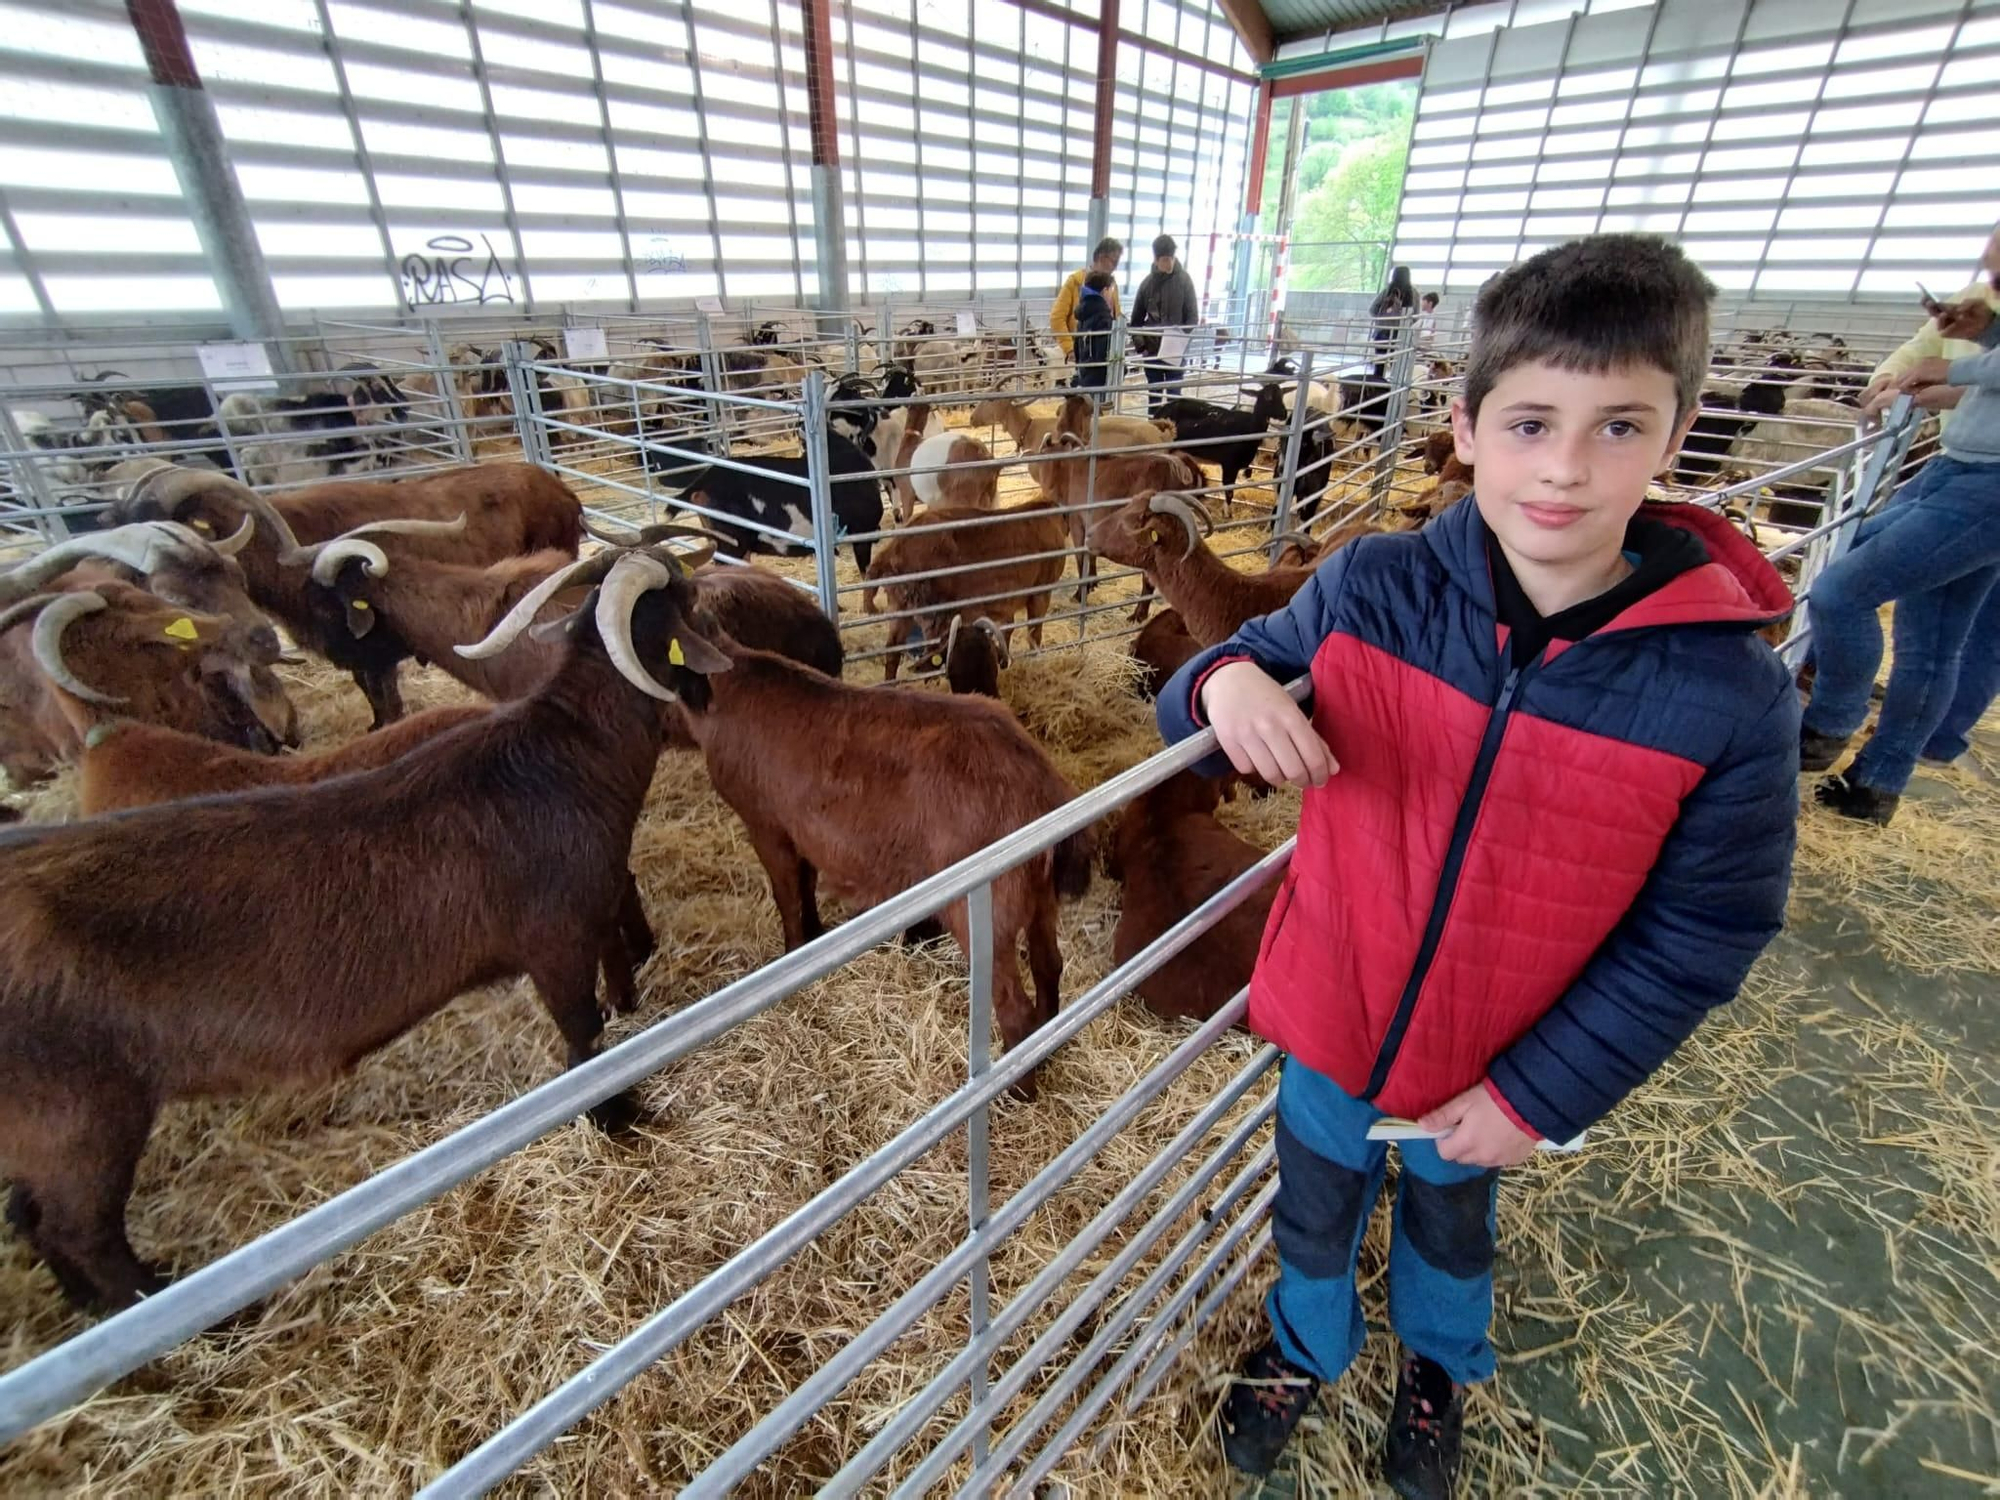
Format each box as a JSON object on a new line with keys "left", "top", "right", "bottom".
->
{"left": 192, "top": 519, "right": 213, "bottom": 535}
{"left": 668, "top": 637, "right": 687, "bottom": 666}
{"left": 351, "top": 599, "right": 370, "bottom": 611}
{"left": 931, "top": 654, "right": 944, "bottom": 666}
{"left": 1146, "top": 527, "right": 1160, "bottom": 543}
{"left": 163, "top": 616, "right": 199, "bottom": 642}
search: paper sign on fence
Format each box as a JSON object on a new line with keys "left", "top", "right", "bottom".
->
{"left": 196, "top": 341, "right": 278, "bottom": 393}
{"left": 1156, "top": 329, "right": 1191, "bottom": 363}
{"left": 695, "top": 296, "right": 724, "bottom": 315}
{"left": 955, "top": 310, "right": 979, "bottom": 337}
{"left": 562, "top": 326, "right": 609, "bottom": 362}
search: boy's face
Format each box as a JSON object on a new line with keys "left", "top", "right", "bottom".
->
{"left": 1452, "top": 359, "right": 1696, "bottom": 574}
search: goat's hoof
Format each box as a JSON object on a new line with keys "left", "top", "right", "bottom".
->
{"left": 1007, "top": 1075, "right": 1041, "bottom": 1104}
{"left": 588, "top": 1091, "right": 645, "bottom": 1134}
{"left": 902, "top": 917, "right": 947, "bottom": 948}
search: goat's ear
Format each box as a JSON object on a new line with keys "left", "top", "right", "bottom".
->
{"left": 655, "top": 593, "right": 731, "bottom": 676}
{"left": 332, "top": 558, "right": 377, "bottom": 638}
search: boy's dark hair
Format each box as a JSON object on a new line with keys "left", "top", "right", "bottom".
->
{"left": 1464, "top": 235, "right": 1716, "bottom": 422}
{"left": 1083, "top": 270, "right": 1115, "bottom": 292}
{"left": 1152, "top": 234, "right": 1176, "bottom": 259}
{"left": 1092, "top": 236, "right": 1123, "bottom": 262}
{"left": 1421, "top": 292, "right": 1439, "bottom": 309}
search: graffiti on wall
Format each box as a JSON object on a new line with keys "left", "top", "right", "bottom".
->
{"left": 399, "top": 234, "right": 516, "bottom": 307}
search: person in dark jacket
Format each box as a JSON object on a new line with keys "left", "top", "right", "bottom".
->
{"left": 1131, "top": 233, "right": 1198, "bottom": 414}
{"left": 1371, "top": 263, "right": 1418, "bottom": 361}
{"left": 1159, "top": 236, "right": 1798, "bottom": 1498}
{"left": 1071, "top": 269, "right": 1116, "bottom": 400}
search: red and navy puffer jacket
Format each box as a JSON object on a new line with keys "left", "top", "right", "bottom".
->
{"left": 1158, "top": 497, "right": 1800, "bottom": 1142}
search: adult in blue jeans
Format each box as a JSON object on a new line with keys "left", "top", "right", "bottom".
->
{"left": 1801, "top": 249, "right": 2000, "bottom": 824}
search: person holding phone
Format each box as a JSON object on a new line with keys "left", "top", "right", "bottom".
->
{"left": 1858, "top": 227, "right": 2000, "bottom": 429}
{"left": 1799, "top": 222, "right": 2000, "bottom": 824}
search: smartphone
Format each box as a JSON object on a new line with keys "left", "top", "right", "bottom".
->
{"left": 1917, "top": 280, "right": 1943, "bottom": 314}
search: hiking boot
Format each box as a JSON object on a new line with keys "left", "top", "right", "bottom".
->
{"left": 1814, "top": 773, "right": 1900, "bottom": 826}
{"left": 1799, "top": 724, "right": 1851, "bottom": 773}
{"left": 1218, "top": 1339, "right": 1320, "bottom": 1477}
{"left": 1383, "top": 1352, "right": 1465, "bottom": 1500}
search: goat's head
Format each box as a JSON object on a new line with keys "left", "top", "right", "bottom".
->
{"left": 0, "top": 580, "right": 287, "bottom": 751}
{"left": 943, "top": 612, "right": 1009, "bottom": 682}
{"left": 290, "top": 514, "right": 471, "bottom": 639}
{"left": 1087, "top": 490, "right": 1213, "bottom": 568}
{"left": 459, "top": 526, "right": 732, "bottom": 706}
{"left": 880, "top": 365, "right": 920, "bottom": 402}
{"left": 1250, "top": 381, "right": 1290, "bottom": 425}
{"left": 106, "top": 462, "right": 305, "bottom": 570}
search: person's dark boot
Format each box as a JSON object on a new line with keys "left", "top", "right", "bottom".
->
{"left": 1383, "top": 1352, "right": 1465, "bottom": 1500}
{"left": 1218, "top": 1339, "right": 1320, "bottom": 1477}
{"left": 1799, "top": 724, "right": 1851, "bottom": 773}
{"left": 1814, "top": 773, "right": 1900, "bottom": 825}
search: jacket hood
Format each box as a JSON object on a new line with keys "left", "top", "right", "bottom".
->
{"left": 1425, "top": 492, "right": 1794, "bottom": 634}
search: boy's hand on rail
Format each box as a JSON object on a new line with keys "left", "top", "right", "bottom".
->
{"left": 1420, "top": 1082, "right": 1541, "bottom": 1168}
{"left": 1200, "top": 662, "right": 1337, "bottom": 788}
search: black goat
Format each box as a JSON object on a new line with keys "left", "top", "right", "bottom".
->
{"left": 1334, "top": 368, "right": 1396, "bottom": 460}
{"left": 1152, "top": 381, "right": 1290, "bottom": 492}
{"left": 670, "top": 429, "right": 885, "bottom": 572}
{"left": 1292, "top": 419, "right": 1336, "bottom": 524}
{"left": 1674, "top": 375, "right": 1788, "bottom": 483}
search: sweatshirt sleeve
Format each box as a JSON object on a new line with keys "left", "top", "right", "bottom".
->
{"left": 1871, "top": 320, "right": 1943, "bottom": 382}
{"left": 1050, "top": 275, "right": 1078, "bottom": 357}
{"left": 1484, "top": 670, "right": 1800, "bottom": 1143}
{"left": 1946, "top": 318, "right": 2000, "bottom": 388}
{"left": 1155, "top": 544, "right": 1358, "bottom": 776}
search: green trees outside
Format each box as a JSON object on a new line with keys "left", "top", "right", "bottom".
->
{"left": 1258, "top": 82, "right": 1416, "bottom": 293}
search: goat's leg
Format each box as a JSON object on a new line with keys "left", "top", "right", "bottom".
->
{"left": 354, "top": 662, "right": 405, "bottom": 730}
{"left": 531, "top": 945, "right": 642, "bottom": 1132}
{"left": 1069, "top": 511, "right": 1096, "bottom": 606}
{"left": 1026, "top": 894, "right": 1065, "bottom": 1032}
{"left": 882, "top": 617, "right": 919, "bottom": 681}
{"left": 17, "top": 1091, "right": 164, "bottom": 1310}
{"left": 944, "top": 906, "right": 1042, "bottom": 1103}
{"left": 744, "top": 825, "right": 820, "bottom": 949}
{"left": 1128, "top": 574, "right": 1154, "bottom": 626}
{"left": 618, "top": 872, "right": 655, "bottom": 968}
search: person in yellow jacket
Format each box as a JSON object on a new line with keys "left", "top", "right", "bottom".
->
{"left": 1861, "top": 270, "right": 2000, "bottom": 430}
{"left": 1051, "top": 237, "right": 1123, "bottom": 361}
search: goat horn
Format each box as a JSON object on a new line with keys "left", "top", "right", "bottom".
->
{"left": 308, "top": 538, "right": 390, "bottom": 587}
{"left": 946, "top": 612, "right": 963, "bottom": 660}
{"left": 0, "top": 522, "right": 203, "bottom": 605}
{"left": 150, "top": 467, "right": 307, "bottom": 557}
{"left": 975, "top": 615, "right": 1010, "bottom": 665}
{"left": 29, "top": 591, "right": 125, "bottom": 706}
{"left": 1270, "top": 530, "right": 1317, "bottom": 555}
{"left": 456, "top": 551, "right": 617, "bottom": 660}
{"left": 210, "top": 511, "right": 256, "bottom": 557}
{"left": 1148, "top": 490, "right": 1213, "bottom": 534}
{"left": 1145, "top": 492, "right": 1209, "bottom": 558}
{"left": 595, "top": 553, "right": 680, "bottom": 701}
{"left": 292, "top": 514, "right": 467, "bottom": 579}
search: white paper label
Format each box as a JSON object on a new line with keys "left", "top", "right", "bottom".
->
{"left": 695, "top": 295, "right": 724, "bottom": 315}
{"left": 562, "top": 326, "right": 609, "bottom": 361}
{"left": 196, "top": 341, "right": 278, "bottom": 393}
{"left": 1156, "top": 329, "right": 1192, "bottom": 363}
{"left": 955, "top": 310, "right": 979, "bottom": 337}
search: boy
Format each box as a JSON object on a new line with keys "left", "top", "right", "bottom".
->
{"left": 1072, "top": 269, "right": 1117, "bottom": 399}
{"left": 1157, "top": 236, "right": 1799, "bottom": 1499}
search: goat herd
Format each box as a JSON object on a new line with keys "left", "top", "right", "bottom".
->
{"left": 0, "top": 312, "right": 1887, "bottom": 1323}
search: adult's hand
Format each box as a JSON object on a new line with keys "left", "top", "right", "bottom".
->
{"left": 1859, "top": 371, "right": 1897, "bottom": 407}
{"left": 1199, "top": 661, "right": 1337, "bottom": 789}
{"left": 1419, "top": 1082, "right": 1541, "bottom": 1169}
{"left": 1899, "top": 356, "right": 1956, "bottom": 392}
{"left": 1914, "top": 384, "right": 1964, "bottom": 413}
{"left": 1934, "top": 299, "right": 1994, "bottom": 341}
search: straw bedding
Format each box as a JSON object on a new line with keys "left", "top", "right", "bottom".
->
{"left": 2, "top": 425, "right": 1996, "bottom": 1497}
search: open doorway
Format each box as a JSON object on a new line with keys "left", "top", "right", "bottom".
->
{"left": 1255, "top": 79, "right": 1418, "bottom": 297}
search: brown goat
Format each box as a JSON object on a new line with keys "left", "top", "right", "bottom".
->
{"left": 0, "top": 543, "right": 721, "bottom": 1310}
{"left": 673, "top": 640, "right": 1092, "bottom": 1098}
{"left": 301, "top": 518, "right": 841, "bottom": 723}
{"left": 1129, "top": 606, "right": 1201, "bottom": 699}
{"left": 860, "top": 497, "right": 1069, "bottom": 677}
{"left": 897, "top": 431, "right": 1002, "bottom": 523}
{"left": 1107, "top": 772, "right": 1279, "bottom": 1022}
{"left": 943, "top": 612, "right": 1009, "bottom": 698}
{"left": 104, "top": 461, "right": 582, "bottom": 727}
{"left": 0, "top": 584, "right": 254, "bottom": 787}
{"left": 1039, "top": 431, "right": 1207, "bottom": 605}
{"left": 1090, "top": 492, "right": 1375, "bottom": 647}
{"left": 968, "top": 393, "right": 1167, "bottom": 499}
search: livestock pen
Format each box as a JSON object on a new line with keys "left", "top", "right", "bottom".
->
{"left": 3, "top": 291, "right": 1991, "bottom": 1496}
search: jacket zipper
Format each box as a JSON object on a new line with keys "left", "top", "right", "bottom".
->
{"left": 1360, "top": 657, "right": 1534, "bottom": 1100}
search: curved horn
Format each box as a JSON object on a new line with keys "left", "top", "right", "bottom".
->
{"left": 290, "top": 513, "right": 468, "bottom": 577}
{"left": 456, "top": 552, "right": 617, "bottom": 660}
{"left": 1145, "top": 492, "right": 1210, "bottom": 557}
{"left": 148, "top": 468, "right": 306, "bottom": 557}
{"left": 974, "top": 615, "right": 1010, "bottom": 665}
{"left": 210, "top": 511, "right": 256, "bottom": 558}
{"left": 308, "top": 538, "right": 389, "bottom": 587}
{"left": 30, "top": 591, "right": 124, "bottom": 706}
{"left": 1269, "top": 530, "right": 1317, "bottom": 558}
{"left": 946, "top": 612, "right": 963, "bottom": 660}
{"left": 595, "top": 553, "right": 680, "bottom": 701}
{"left": 0, "top": 522, "right": 202, "bottom": 605}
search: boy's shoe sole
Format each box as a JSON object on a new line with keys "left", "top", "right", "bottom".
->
{"left": 1813, "top": 773, "right": 1900, "bottom": 825}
